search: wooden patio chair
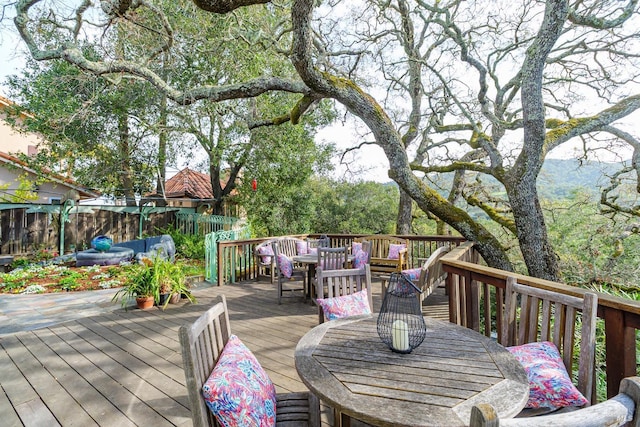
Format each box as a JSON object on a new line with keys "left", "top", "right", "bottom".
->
{"left": 501, "top": 276, "right": 599, "bottom": 413}
{"left": 469, "top": 376, "right": 640, "bottom": 426}
{"left": 315, "top": 264, "right": 373, "bottom": 324}
{"left": 178, "top": 295, "right": 321, "bottom": 427}
{"left": 273, "top": 240, "right": 307, "bottom": 304}
{"left": 317, "top": 246, "right": 349, "bottom": 271}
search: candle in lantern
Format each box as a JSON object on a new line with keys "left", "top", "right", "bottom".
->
{"left": 391, "top": 319, "right": 409, "bottom": 351}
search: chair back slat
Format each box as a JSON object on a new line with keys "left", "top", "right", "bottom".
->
{"left": 501, "top": 276, "right": 598, "bottom": 404}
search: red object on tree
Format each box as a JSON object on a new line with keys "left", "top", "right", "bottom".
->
{"left": 251, "top": 178, "right": 258, "bottom": 191}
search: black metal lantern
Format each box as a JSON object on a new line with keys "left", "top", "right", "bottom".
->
{"left": 377, "top": 272, "right": 427, "bottom": 353}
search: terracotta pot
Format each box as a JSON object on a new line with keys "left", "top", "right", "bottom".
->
{"left": 136, "top": 296, "right": 154, "bottom": 310}
{"left": 169, "top": 293, "right": 180, "bottom": 304}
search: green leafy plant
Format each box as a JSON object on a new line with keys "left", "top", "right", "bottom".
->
{"left": 112, "top": 258, "right": 195, "bottom": 308}
{"left": 59, "top": 276, "right": 80, "bottom": 291}
{"left": 156, "top": 225, "right": 205, "bottom": 259}
{"left": 112, "top": 259, "right": 158, "bottom": 306}
{"left": 11, "top": 258, "right": 31, "bottom": 269}
{"left": 154, "top": 258, "right": 195, "bottom": 309}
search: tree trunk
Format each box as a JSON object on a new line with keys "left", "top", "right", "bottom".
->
{"left": 503, "top": 0, "right": 568, "bottom": 281}
{"left": 117, "top": 112, "right": 137, "bottom": 207}
{"left": 506, "top": 178, "right": 559, "bottom": 280}
{"left": 396, "top": 189, "right": 412, "bottom": 235}
{"left": 156, "top": 94, "right": 167, "bottom": 197}
{"left": 291, "top": 0, "right": 513, "bottom": 272}
{"left": 209, "top": 159, "right": 224, "bottom": 215}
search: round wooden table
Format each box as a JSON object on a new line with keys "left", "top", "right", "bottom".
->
{"left": 295, "top": 315, "right": 529, "bottom": 427}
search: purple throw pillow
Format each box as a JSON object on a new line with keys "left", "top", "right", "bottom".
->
{"left": 277, "top": 253, "right": 293, "bottom": 278}
{"left": 387, "top": 243, "right": 406, "bottom": 260}
{"left": 257, "top": 245, "right": 274, "bottom": 264}
{"left": 352, "top": 249, "right": 369, "bottom": 269}
{"left": 296, "top": 241, "right": 309, "bottom": 255}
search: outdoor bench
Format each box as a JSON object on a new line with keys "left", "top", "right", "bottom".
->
{"left": 353, "top": 234, "right": 409, "bottom": 274}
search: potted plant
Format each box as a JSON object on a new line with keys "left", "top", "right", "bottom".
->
{"left": 112, "top": 258, "right": 158, "bottom": 309}
{"left": 153, "top": 259, "right": 196, "bottom": 309}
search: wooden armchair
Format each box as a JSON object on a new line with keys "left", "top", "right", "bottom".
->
{"left": 501, "top": 276, "right": 598, "bottom": 409}
{"left": 273, "top": 241, "right": 307, "bottom": 304}
{"left": 470, "top": 376, "right": 640, "bottom": 427}
{"left": 178, "top": 295, "right": 321, "bottom": 427}
{"left": 315, "top": 264, "right": 373, "bottom": 324}
{"left": 353, "top": 235, "right": 409, "bottom": 274}
{"left": 254, "top": 239, "right": 276, "bottom": 283}
{"left": 317, "top": 246, "right": 349, "bottom": 271}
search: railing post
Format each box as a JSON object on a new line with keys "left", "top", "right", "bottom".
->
{"left": 604, "top": 307, "right": 637, "bottom": 398}
{"left": 217, "top": 239, "right": 224, "bottom": 286}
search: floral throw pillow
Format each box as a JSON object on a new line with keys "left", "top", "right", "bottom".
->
{"left": 401, "top": 267, "right": 421, "bottom": 282}
{"left": 507, "top": 341, "right": 589, "bottom": 409}
{"left": 296, "top": 241, "right": 309, "bottom": 255}
{"left": 387, "top": 243, "right": 406, "bottom": 260}
{"left": 352, "top": 242, "right": 363, "bottom": 255}
{"left": 316, "top": 288, "right": 371, "bottom": 321}
{"left": 257, "top": 245, "right": 274, "bottom": 264}
{"left": 277, "top": 253, "right": 293, "bottom": 279}
{"left": 308, "top": 247, "right": 318, "bottom": 255}
{"left": 202, "top": 335, "right": 276, "bottom": 427}
{"left": 352, "top": 248, "right": 369, "bottom": 269}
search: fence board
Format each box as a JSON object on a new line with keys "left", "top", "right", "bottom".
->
{"left": 0, "top": 206, "right": 179, "bottom": 256}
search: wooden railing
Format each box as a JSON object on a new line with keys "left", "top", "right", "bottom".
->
{"left": 215, "top": 233, "right": 467, "bottom": 287}
{"left": 442, "top": 241, "right": 640, "bottom": 400}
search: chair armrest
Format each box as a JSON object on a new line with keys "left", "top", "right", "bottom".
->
{"left": 397, "top": 248, "right": 409, "bottom": 270}
{"left": 470, "top": 376, "right": 640, "bottom": 427}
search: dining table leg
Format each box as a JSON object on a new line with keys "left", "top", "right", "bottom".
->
{"left": 307, "top": 263, "right": 316, "bottom": 304}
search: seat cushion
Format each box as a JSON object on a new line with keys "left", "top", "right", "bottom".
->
{"left": 317, "top": 289, "right": 371, "bottom": 321}
{"left": 202, "top": 334, "right": 277, "bottom": 427}
{"left": 507, "top": 341, "right": 589, "bottom": 409}
{"left": 387, "top": 243, "right": 406, "bottom": 260}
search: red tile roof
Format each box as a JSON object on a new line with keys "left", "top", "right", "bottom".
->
{"left": 164, "top": 168, "right": 214, "bottom": 199}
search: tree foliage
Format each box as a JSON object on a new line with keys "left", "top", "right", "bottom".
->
{"left": 309, "top": 179, "right": 400, "bottom": 235}
{"left": 6, "top": 55, "right": 159, "bottom": 202}
{"left": 12, "top": 0, "right": 640, "bottom": 281}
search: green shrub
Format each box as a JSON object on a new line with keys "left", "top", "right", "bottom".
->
{"left": 156, "top": 225, "right": 205, "bottom": 259}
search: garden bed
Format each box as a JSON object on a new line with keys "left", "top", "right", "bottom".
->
{"left": 0, "top": 259, "right": 205, "bottom": 294}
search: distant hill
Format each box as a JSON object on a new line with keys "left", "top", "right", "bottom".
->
{"left": 382, "top": 158, "right": 627, "bottom": 201}
{"left": 537, "top": 158, "right": 624, "bottom": 199}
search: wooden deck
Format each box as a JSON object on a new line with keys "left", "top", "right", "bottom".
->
{"left": 0, "top": 277, "right": 449, "bottom": 427}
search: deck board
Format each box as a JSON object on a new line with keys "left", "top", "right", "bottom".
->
{"left": 0, "top": 277, "right": 449, "bottom": 426}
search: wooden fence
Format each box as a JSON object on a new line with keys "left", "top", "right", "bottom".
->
{"left": 0, "top": 204, "right": 181, "bottom": 256}
{"left": 442, "top": 242, "right": 640, "bottom": 401}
